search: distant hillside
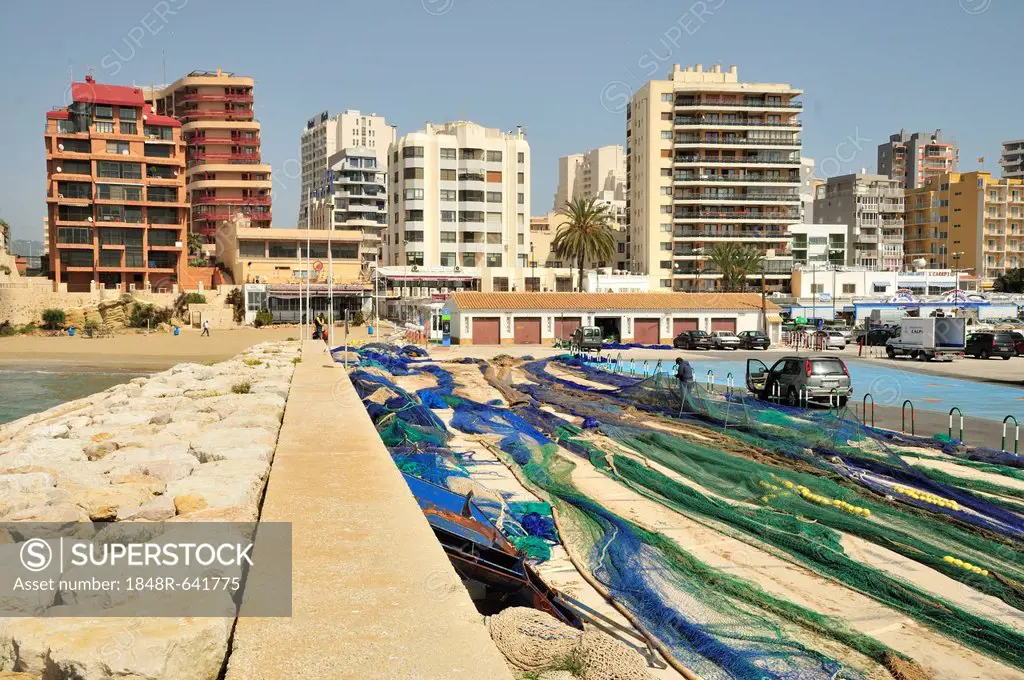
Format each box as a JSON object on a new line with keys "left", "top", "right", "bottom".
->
{"left": 11, "top": 239, "right": 43, "bottom": 257}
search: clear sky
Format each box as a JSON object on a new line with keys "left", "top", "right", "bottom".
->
{"left": 1, "top": 0, "right": 1021, "bottom": 241}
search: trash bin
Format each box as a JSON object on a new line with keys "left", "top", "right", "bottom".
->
{"left": 68, "top": 326, "right": 75, "bottom": 337}
{"left": 173, "top": 326, "right": 180, "bottom": 336}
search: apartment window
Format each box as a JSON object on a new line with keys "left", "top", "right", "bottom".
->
{"left": 57, "top": 120, "right": 76, "bottom": 134}
{"left": 487, "top": 191, "right": 502, "bottom": 202}
{"left": 57, "top": 181, "right": 91, "bottom": 199}
{"left": 406, "top": 252, "right": 424, "bottom": 266}
{"left": 147, "top": 187, "right": 178, "bottom": 203}
{"left": 440, "top": 252, "right": 457, "bottom": 267}
{"left": 659, "top": 242, "right": 672, "bottom": 251}
{"left": 486, "top": 253, "right": 503, "bottom": 267}
{"left": 97, "top": 161, "right": 141, "bottom": 179}
{"left": 517, "top": 152, "right": 525, "bottom": 163}
{"left": 98, "top": 249, "right": 122, "bottom": 267}
{"left": 660, "top": 223, "right": 672, "bottom": 232}
{"left": 61, "top": 159, "right": 91, "bottom": 175}
{"left": 439, "top": 189, "right": 457, "bottom": 201}
{"left": 660, "top": 168, "right": 672, "bottom": 177}
{"left": 661, "top": 112, "right": 673, "bottom": 121}
{"left": 617, "top": 242, "right": 625, "bottom": 254}
{"left": 332, "top": 243, "right": 358, "bottom": 259}
{"left": 485, "top": 233, "right": 502, "bottom": 245}
{"left": 441, "top": 210, "right": 456, "bottom": 222}
{"left": 404, "top": 188, "right": 424, "bottom": 200}
{"left": 144, "top": 143, "right": 171, "bottom": 158}
{"left": 660, "top": 205, "right": 672, "bottom": 214}
{"left": 659, "top": 261, "right": 672, "bottom": 269}
{"left": 440, "top": 231, "right": 457, "bottom": 243}
{"left": 517, "top": 214, "right": 525, "bottom": 226}
{"left": 117, "top": 106, "right": 137, "bottom": 121}
{"left": 404, "top": 210, "right": 424, "bottom": 222}
{"left": 95, "top": 105, "right": 114, "bottom": 120}
{"left": 661, "top": 94, "right": 673, "bottom": 102}
{"left": 660, "top": 187, "right": 672, "bottom": 196}
{"left": 518, "top": 234, "right": 525, "bottom": 246}
{"left": 517, "top": 172, "right": 524, "bottom": 184}
{"left": 147, "top": 207, "right": 177, "bottom": 224}
{"left": 403, "top": 167, "right": 424, "bottom": 180}
{"left": 660, "top": 131, "right": 673, "bottom": 140}
{"left": 517, "top": 193, "right": 524, "bottom": 205}
{"left": 119, "top": 121, "right": 137, "bottom": 135}
{"left": 463, "top": 253, "right": 477, "bottom": 267}
{"left": 660, "top": 279, "right": 672, "bottom": 287}
{"left": 486, "top": 170, "right": 502, "bottom": 183}
{"left": 872, "top": 283, "right": 887, "bottom": 293}
{"left": 460, "top": 190, "right": 485, "bottom": 202}
{"left": 841, "top": 284, "right": 856, "bottom": 295}
{"left": 95, "top": 122, "right": 114, "bottom": 134}
{"left": 459, "top": 211, "right": 484, "bottom": 223}
{"left": 57, "top": 227, "right": 92, "bottom": 244}
{"left": 486, "top": 150, "right": 502, "bottom": 162}
{"left": 144, "top": 125, "right": 173, "bottom": 140}
{"left": 96, "top": 184, "right": 142, "bottom": 201}
{"left": 402, "top": 146, "right": 424, "bottom": 158}
{"left": 106, "top": 141, "right": 130, "bottom": 155}
{"left": 405, "top": 231, "right": 424, "bottom": 243}
{"left": 486, "top": 212, "right": 502, "bottom": 225}
{"left": 440, "top": 147, "right": 457, "bottom": 160}
{"left": 269, "top": 242, "right": 296, "bottom": 258}
{"left": 440, "top": 169, "right": 457, "bottom": 181}
{"left": 239, "top": 240, "right": 265, "bottom": 257}
{"left": 810, "top": 283, "right": 824, "bottom": 294}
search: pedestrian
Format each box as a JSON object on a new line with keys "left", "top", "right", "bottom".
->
{"left": 201, "top": 319, "right": 210, "bottom": 337}
{"left": 321, "top": 324, "right": 330, "bottom": 353}
{"left": 313, "top": 313, "right": 323, "bottom": 340}
{"left": 674, "top": 357, "right": 694, "bottom": 408}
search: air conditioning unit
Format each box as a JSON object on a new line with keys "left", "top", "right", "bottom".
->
{"left": 142, "top": 114, "right": 148, "bottom": 121}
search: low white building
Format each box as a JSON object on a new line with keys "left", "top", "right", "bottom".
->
{"left": 790, "top": 267, "right": 979, "bottom": 300}
{"left": 442, "top": 292, "right": 782, "bottom": 345}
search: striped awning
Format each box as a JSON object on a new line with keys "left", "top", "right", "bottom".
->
{"left": 765, "top": 314, "right": 783, "bottom": 323}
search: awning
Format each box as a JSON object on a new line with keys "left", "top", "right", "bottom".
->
{"left": 383, "top": 274, "right": 476, "bottom": 282}
{"left": 765, "top": 313, "right": 783, "bottom": 323}
{"left": 266, "top": 284, "right": 369, "bottom": 299}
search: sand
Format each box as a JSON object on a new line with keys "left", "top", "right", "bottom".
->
{"left": 0, "top": 325, "right": 384, "bottom": 370}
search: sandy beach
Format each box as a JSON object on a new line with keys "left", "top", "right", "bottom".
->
{"left": 0, "top": 325, "right": 385, "bottom": 370}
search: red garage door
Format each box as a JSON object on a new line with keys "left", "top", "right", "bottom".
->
{"left": 554, "top": 317, "right": 582, "bottom": 341}
{"left": 473, "top": 317, "right": 501, "bottom": 345}
{"left": 711, "top": 318, "right": 737, "bottom": 333}
{"left": 513, "top": 317, "right": 542, "bottom": 344}
{"left": 673, "top": 318, "right": 699, "bottom": 336}
{"left": 633, "top": 318, "right": 661, "bottom": 345}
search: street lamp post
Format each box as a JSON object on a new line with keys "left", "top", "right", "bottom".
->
{"left": 530, "top": 242, "right": 536, "bottom": 291}
{"left": 951, "top": 251, "right": 964, "bottom": 316}
{"left": 693, "top": 246, "right": 703, "bottom": 291}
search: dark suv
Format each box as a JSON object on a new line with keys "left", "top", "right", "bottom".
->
{"left": 737, "top": 330, "right": 771, "bottom": 350}
{"left": 673, "top": 330, "right": 714, "bottom": 350}
{"left": 965, "top": 331, "right": 1015, "bottom": 360}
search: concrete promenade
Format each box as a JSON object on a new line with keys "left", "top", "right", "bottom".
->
{"left": 226, "top": 341, "right": 513, "bottom": 679}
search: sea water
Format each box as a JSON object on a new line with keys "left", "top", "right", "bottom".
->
{"left": 0, "top": 367, "right": 146, "bottom": 425}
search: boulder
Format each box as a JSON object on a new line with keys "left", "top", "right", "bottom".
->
{"left": 187, "top": 428, "right": 276, "bottom": 464}
{"left": 5, "top": 503, "right": 91, "bottom": 523}
{"left": 116, "top": 495, "right": 176, "bottom": 521}
{"left": 0, "top": 439, "right": 87, "bottom": 466}
{"left": 170, "top": 504, "right": 257, "bottom": 523}
{"left": 0, "top": 473, "right": 55, "bottom": 496}
{"left": 172, "top": 495, "right": 207, "bottom": 515}
{"left": 166, "top": 460, "right": 269, "bottom": 510}
{"left": 67, "top": 481, "right": 163, "bottom": 522}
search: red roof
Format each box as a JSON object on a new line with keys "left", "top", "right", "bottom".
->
{"left": 71, "top": 80, "right": 144, "bottom": 107}
{"left": 142, "top": 103, "right": 180, "bottom": 128}
{"left": 46, "top": 110, "right": 70, "bottom": 120}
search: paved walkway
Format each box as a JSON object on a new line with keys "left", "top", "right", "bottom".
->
{"left": 226, "top": 341, "right": 513, "bottom": 680}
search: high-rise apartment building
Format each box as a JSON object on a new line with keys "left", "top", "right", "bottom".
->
{"left": 302, "top": 147, "right": 388, "bottom": 270}
{"left": 628, "top": 64, "right": 802, "bottom": 292}
{"left": 903, "top": 171, "right": 1024, "bottom": 282}
{"left": 553, "top": 145, "right": 626, "bottom": 210}
{"left": 1001, "top": 140, "right": 1024, "bottom": 180}
{"left": 44, "top": 76, "right": 187, "bottom": 293}
{"left": 813, "top": 173, "right": 904, "bottom": 270}
{"left": 149, "top": 69, "right": 270, "bottom": 240}
{"left": 386, "top": 121, "right": 530, "bottom": 277}
{"left": 878, "top": 129, "right": 958, "bottom": 190}
{"left": 298, "top": 110, "right": 395, "bottom": 224}
{"left": 799, "top": 157, "right": 816, "bottom": 223}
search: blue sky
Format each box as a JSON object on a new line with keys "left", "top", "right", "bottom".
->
{"left": 1, "top": 0, "right": 1020, "bottom": 241}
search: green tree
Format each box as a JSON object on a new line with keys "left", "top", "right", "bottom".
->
{"left": 993, "top": 268, "right": 1024, "bottom": 294}
{"left": 187, "top": 232, "right": 204, "bottom": 257}
{"left": 0, "top": 218, "right": 10, "bottom": 254}
{"left": 707, "top": 242, "right": 764, "bottom": 292}
{"left": 552, "top": 197, "right": 617, "bottom": 292}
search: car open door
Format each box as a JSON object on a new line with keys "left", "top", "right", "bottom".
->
{"left": 746, "top": 358, "right": 769, "bottom": 395}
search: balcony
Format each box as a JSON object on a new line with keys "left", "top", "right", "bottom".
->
{"left": 188, "top": 151, "right": 262, "bottom": 163}
{"left": 674, "top": 156, "right": 799, "bottom": 166}
{"left": 674, "top": 173, "right": 800, "bottom": 184}
{"left": 675, "top": 98, "right": 803, "bottom": 110}
{"left": 192, "top": 196, "right": 271, "bottom": 207}
{"left": 674, "top": 117, "right": 801, "bottom": 128}
{"left": 674, "top": 209, "right": 800, "bottom": 221}
{"left": 674, "top": 137, "right": 801, "bottom": 148}
{"left": 674, "top": 193, "right": 800, "bottom": 203}
{"left": 174, "top": 108, "right": 254, "bottom": 121}
{"left": 176, "top": 91, "right": 253, "bottom": 104}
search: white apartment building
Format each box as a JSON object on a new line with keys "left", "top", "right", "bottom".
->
{"left": 813, "top": 173, "right": 904, "bottom": 270}
{"left": 627, "top": 64, "right": 802, "bottom": 293}
{"left": 1002, "top": 140, "right": 1024, "bottom": 180}
{"left": 788, "top": 223, "right": 849, "bottom": 267}
{"left": 298, "top": 109, "right": 395, "bottom": 223}
{"left": 554, "top": 145, "right": 626, "bottom": 211}
{"left": 386, "top": 121, "right": 531, "bottom": 283}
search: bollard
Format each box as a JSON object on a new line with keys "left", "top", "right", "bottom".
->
{"left": 642, "top": 360, "right": 650, "bottom": 377}
{"left": 1002, "top": 415, "right": 1019, "bottom": 455}
{"left": 948, "top": 406, "right": 964, "bottom": 443}
{"left": 902, "top": 400, "right": 915, "bottom": 436}
{"left": 726, "top": 372, "right": 734, "bottom": 396}
{"left": 862, "top": 393, "right": 875, "bottom": 428}
{"left": 771, "top": 381, "right": 780, "bottom": 402}
{"left": 829, "top": 387, "right": 841, "bottom": 415}
{"left": 655, "top": 359, "right": 663, "bottom": 377}
{"left": 706, "top": 370, "right": 715, "bottom": 393}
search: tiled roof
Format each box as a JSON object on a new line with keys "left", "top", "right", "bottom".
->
{"left": 143, "top": 104, "right": 181, "bottom": 128}
{"left": 46, "top": 110, "right": 70, "bottom": 120}
{"left": 72, "top": 81, "right": 145, "bottom": 107}
{"left": 449, "top": 292, "right": 781, "bottom": 312}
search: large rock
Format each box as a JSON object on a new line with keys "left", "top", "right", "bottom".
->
{"left": 187, "top": 428, "right": 276, "bottom": 464}
{"left": 0, "top": 616, "right": 232, "bottom": 680}
{"left": 0, "top": 473, "right": 55, "bottom": 496}
{"left": 0, "top": 439, "right": 87, "bottom": 466}
{"left": 116, "top": 495, "right": 176, "bottom": 521}
{"left": 5, "top": 503, "right": 91, "bottom": 523}
{"left": 67, "top": 481, "right": 164, "bottom": 522}
{"left": 166, "top": 460, "right": 269, "bottom": 509}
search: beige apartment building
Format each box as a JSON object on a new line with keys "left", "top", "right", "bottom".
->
{"left": 148, "top": 70, "right": 271, "bottom": 241}
{"left": 628, "top": 64, "right": 802, "bottom": 292}
{"left": 386, "top": 121, "right": 531, "bottom": 282}
{"left": 44, "top": 76, "right": 187, "bottom": 293}
{"left": 530, "top": 213, "right": 628, "bottom": 273}
{"left": 553, "top": 145, "right": 626, "bottom": 210}
{"left": 298, "top": 109, "right": 395, "bottom": 224}
{"left": 904, "top": 171, "right": 1024, "bottom": 286}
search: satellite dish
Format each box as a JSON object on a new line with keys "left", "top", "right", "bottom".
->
{"left": 142, "top": 114, "right": 148, "bottom": 120}
{"left": 913, "top": 258, "right": 926, "bottom": 268}
{"left": 57, "top": 143, "right": 64, "bottom": 151}
{"left": 86, "top": 216, "right": 93, "bottom": 222}
{"left": 56, "top": 166, "right": 63, "bottom": 173}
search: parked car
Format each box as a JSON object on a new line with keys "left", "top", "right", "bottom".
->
{"left": 815, "top": 330, "right": 847, "bottom": 350}
{"left": 965, "top": 331, "right": 1015, "bottom": 360}
{"left": 673, "top": 329, "right": 714, "bottom": 350}
{"left": 862, "top": 328, "right": 897, "bottom": 346}
{"left": 1009, "top": 331, "right": 1024, "bottom": 356}
{"left": 745, "top": 356, "right": 852, "bottom": 407}
{"left": 710, "top": 330, "right": 741, "bottom": 350}
{"left": 571, "top": 326, "right": 604, "bottom": 352}
{"left": 737, "top": 330, "right": 771, "bottom": 350}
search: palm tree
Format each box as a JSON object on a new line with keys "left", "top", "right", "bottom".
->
{"left": 552, "top": 197, "right": 617, "bottom": 292}
{"left": 706, "top": 242, "right": 763, "bottom": 292}
{"left": 187, "top": 232, "right": 204, "bottom": 257}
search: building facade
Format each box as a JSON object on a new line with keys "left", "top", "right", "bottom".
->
{"left": 627, "top": 64, "right": 801, "bottom": 293}
{"left": 799, "top": 157, "right": 816, "bottom": 223}
{"left": 903, "top": 171, "right": 1024, "bottom": 285}
{"left": 877, "top": 129, "right": 958, "bottom": 190}
{"left": 386, "top": 121, "right": 531, "bottom": 277}
{"left": 553, "top": 145, "right": 626, "bottom": 211}
{"left": 44, "top": 75, "right": 187, "bottom": 293}
{"left": 813, "top": 173, "right": 904, "bottom": 270}
{"left": 530, "top": 212, "right": 628, "bottom": 273}
{"left": 298, "top": 110, "right": 395, "bottom": 224}
{"left": 149, "top": 70, "right": 270, "bottom": 240}
{"left": 788, "top": 223, "right": 848, "bottom": 267}
{"left": 1001, "top": 139, "right": 1024, "bottom": 180}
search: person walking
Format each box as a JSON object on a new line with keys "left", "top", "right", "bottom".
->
{"left": 201, "top": 319, "right": 210, "bottom": 337}
{"left": 313, "top": 313, "right": 324, "bottom": 340}
{"left": 674, "top": 357, "right": 694, "bottom": 410}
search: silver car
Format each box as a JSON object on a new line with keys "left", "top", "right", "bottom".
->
{"left": 746, "top": 356, "right": 852, "bottom": 407}
{"left": 710, "top": 330, "right": 741, "bottom": 350}
{"left": 816, "top": 330, "right": 847, "bottom": 350}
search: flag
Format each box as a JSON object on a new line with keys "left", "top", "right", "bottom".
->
{"left": 978, "top": 156, "right": 984, "bottom": 164}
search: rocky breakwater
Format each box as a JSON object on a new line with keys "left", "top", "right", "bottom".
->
{"left": 0, "top": 341, "right": 299, "bottom": 680}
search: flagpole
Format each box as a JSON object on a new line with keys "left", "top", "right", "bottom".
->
{"left": 307, "top": 192, "right": 313, "bottom": 341}
{"left": 328, "top": 170, "right": 334, "bottom": 348}
{"left": 304, "top": 189, "right": 310, "bottom": 339}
